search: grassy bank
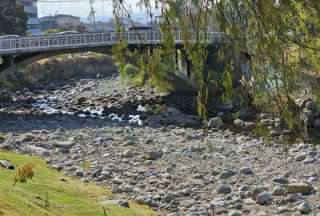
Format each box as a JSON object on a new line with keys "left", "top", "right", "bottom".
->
{"left": 0, "top": 151, "right": 155, "bottom": 216}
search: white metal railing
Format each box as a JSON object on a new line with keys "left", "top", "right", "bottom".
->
{"left": 0, "top": 30, "right": 224, "bottom": 55}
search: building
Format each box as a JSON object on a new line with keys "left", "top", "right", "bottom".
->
{"left": 17, "top": 0, "right": 42, "bottom": 35}
{"left": 39, "top": 17, "right": 58, "bottom": 31}
{"left": 82, "top": 22, "right": 114, "bottom": 32}
{"left": 54, "top": 14, "right": 81, "bottom": 28}
{"left": 40, "top": 14, "right": 81, "bottom": 30}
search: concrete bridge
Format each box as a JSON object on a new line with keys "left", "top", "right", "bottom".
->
{"left": 0, "top": 30, "right": 224, "bottom": 75}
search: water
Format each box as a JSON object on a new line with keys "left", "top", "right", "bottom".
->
{"left": 32, "top": 97, "right": 145, "bottom": 126}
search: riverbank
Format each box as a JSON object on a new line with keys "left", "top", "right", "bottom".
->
{"left": 0, "top": 151, "right": 155, "bottom": 216}
{"left": 0, "top": 73, "right": 319, "bottom": 215}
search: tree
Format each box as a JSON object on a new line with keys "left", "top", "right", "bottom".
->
{"left": 112, "top": 0, "right": 320, "bottom": 131}
{"left": 0, "top": 0, "right": 28, "bottom": 35}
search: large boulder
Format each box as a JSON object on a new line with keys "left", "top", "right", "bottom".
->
{"left": 166, "top": 72, "right": 197, "bottom": 95}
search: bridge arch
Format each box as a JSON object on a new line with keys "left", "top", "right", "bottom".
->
{"left": 0, "top": 47, "right": 114, "bottom": 73}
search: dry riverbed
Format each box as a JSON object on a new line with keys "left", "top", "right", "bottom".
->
{"left": 0, "top": 74, "right": 320, "bottom": 216}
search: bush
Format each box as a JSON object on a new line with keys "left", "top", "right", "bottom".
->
{"left": 123, "top": 63, "right": 140, "bottom": 78}
{"left": 12, "top": 163, "right": 34, "bottom": 185}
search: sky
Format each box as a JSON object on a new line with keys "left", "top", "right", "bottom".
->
{"left": 37, "top": 0, "right": 154, "bottom": 23}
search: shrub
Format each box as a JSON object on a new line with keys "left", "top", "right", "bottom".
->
{"left": 123, "top": 64, "right": 140, "bottom": 78}
{"left": 12, "top": 163, "right": 34, "bottom": 185}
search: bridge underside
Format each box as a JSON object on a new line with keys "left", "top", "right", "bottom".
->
{"left": 0, "top": 44, "right": 190, "bottom": 74}
{"left": 0, "top": 44, "right": 247, "bottom": 92}
{"left": 0, "top": 46, "right": 115, "bottom": 73}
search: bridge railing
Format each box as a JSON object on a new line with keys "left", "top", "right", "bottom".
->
{"left": 0, "top": 31, "right": 224, "bottom": 55}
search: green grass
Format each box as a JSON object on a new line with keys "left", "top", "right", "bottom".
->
{"left": 0, "top": 151, "right": 156, "bottom": 216}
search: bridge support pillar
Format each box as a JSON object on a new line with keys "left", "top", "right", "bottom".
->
{"left": 0, "top": 56, "right": 15, "bottom": 73}
{"left": 177, "top": 49, "right": 192, "bottom": 78}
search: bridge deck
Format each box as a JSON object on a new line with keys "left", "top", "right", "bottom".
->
{"left": 0, "top": 31, "right": 223, "bottom": 55}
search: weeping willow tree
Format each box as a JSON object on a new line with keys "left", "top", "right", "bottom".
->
{"left": 111, "top": 0, "right": 320, "bottom": 132}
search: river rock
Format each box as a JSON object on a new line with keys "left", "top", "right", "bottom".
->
{"left": 208, "top": 117, "right": 223, "bottom": 128}
{"left": 286, "top": 183, "right": 314, "bottom": 195}
{"left": 298, "top": 201, "right": 311, "bottom": 214}
{"left": 134, "top": 196, "right": 157, "bottom": 207}
{"left": 294, "top": 153, "right": 307, "bottom": 161}
{"left": 256, "top": 191, "right": 272, "bottom": 205}
{"left": 233, "top": 119, "right": 245, "bottom": 127}
{"left": 229, "top": 211, "right": 242, "bottom": 216}
{"left": 260, "top": 119, "right": 274, "bottom": 126}
{"left": 145, "top": 149, "right": 163, "bottom": 160}
{"left": 217, "top": 184, "right": 232, "bottom": 194}
{"left": 0, "top": 160, "right": 15, "bottom": 169}
{"left": 220, "top": 169, "right": 237, "bottom": 179}
{"left": 101, "top": 199, "right": 129, "bottom": 208}
{"left": 240, "top": 167, "right": 253, "bottom": 175}
{"left": 286, "top": 193, "right": 303, "bottom": 203}
{"left": 272, "top": 186, "right": 286, "bottom": 196}
{"left": 277, "top": 206, "right": 289, "bottom": 213}
{"left": 21, "top": 145, "right": 49, "bottom": 157}
{"left": 273, "top": 176, "right": 289, "bottom": 184}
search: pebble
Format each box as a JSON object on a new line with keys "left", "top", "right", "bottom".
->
{"left": 273, "top": 176, "right": 289, "bottom": 184}
{"left": 217, "top": 184, "right": 232, "bottom": 194}
{"left": 0, "top": 160, "right": 15, "bottom": 169}
{"left": 298, "top": 201, "right": 311, "bottom": 214}
{"left": 220, "top": 169, "right": 237, "bottom": 179}
{"left": 239, "top": 167, "right": 253, "bottom": 175}
{"left": 208, "top": 117, "right": 223, "bottom": 128}
{"left": 101, "top": 199, "right": 129, "bottom": 208}
{"left": 286, "top": 183, "right": 314, "bottom": 195}
{"left": 229, "top": 210, "right": 242, "bottom": 216}
{"left": 145, "top": 149, "right": 163, "bottom": 160}
{"left": 256, "top": 191, "right": 272, "bottom": 205}
{"left": 294, "top": 153, "right": 307, "bottom": 161}
{"left": 272, "top": 186, "right": 286, "bottom": 196}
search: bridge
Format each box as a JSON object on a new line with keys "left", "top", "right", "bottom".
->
{"left": 0, "top": 30, "right": 224, "bottom": 74}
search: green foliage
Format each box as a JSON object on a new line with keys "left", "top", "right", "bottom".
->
{"left": 147, "top": 48, "right": 174, "bottom": 92}
{"left": 251, "top": 123, "right": 269, "bottom": 139}
{"left": 123, "top": 64, "right": 139, "bottom": 78}
{"left": 0, "top": 0, "right": 28, "bottom": 35}
{"left": 112, "top": 40, "right": 128, "bottom": 78}
{"left": 112, "top": 0, "right": 320, "bottom": 130}
{"left": 151, "top": 104, "right": 166, "bottom": 114}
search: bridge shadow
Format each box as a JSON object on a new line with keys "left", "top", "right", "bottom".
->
{"left": 0, "top": 91, "right": 201, "bottom": 134}
{"left": 0, "top": 112, "right": 138, "bottom": 134}
{"left": 18, "top": 55, "right": 118, "bottom": 92}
